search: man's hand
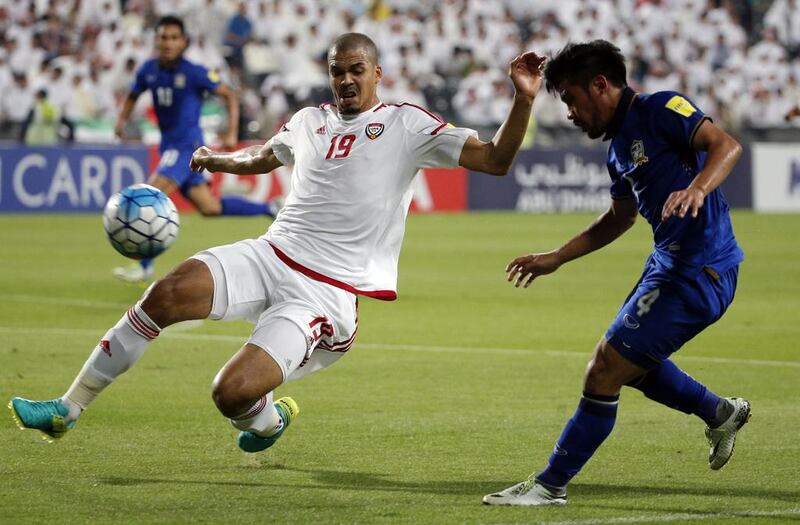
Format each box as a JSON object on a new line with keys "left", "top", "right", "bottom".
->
{"left": 190, "top": 146, "right": 214, "bottom": 172}
{"left": 661, "top": 186, "right": 705, "bottom": 221}
{"left": 509, "top": 51, "right": 546, "bottom": 101}
{"left": 506, "top": 251, "right": 561, "bottom": 288}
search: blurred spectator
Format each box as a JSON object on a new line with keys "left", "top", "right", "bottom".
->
{"left": 223, "top": 2, "right": 252, "bottom": 69}
{"left": 186, "top": 0, "right": 228, "bottom": 46}
{"left": 24, "top": 89, "right": 61, "bottom": 145}
{"left": 2, "top": 72, "right": 34, "bottom": 140}
{"left": 765, "top": 0, "right": 800, "bottom": 52}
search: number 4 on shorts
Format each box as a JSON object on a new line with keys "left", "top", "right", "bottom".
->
{"left": 636, "top": 289, "right": 660, "bottom": 316}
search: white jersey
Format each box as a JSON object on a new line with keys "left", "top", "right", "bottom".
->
{"left": 262, "top": 101, "right": 476, "bottom": 300}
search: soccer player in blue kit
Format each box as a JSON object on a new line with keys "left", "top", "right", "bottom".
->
{"left": 113, "top": 15, "right": 276, "bottom": 282}
{"left": 484, "top": 40, "right": 750, "bottom": 506}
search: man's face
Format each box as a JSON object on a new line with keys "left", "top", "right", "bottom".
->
{"left": 558, "top": 78, "right": 614, "bottom": 139}
{"left": 328, "top": 48, "right": 381, "bottom": 115}
{"left": 155, "top": 24, "right": 186, "bottom": 63}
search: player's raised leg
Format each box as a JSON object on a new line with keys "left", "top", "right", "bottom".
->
{"left": 10, "top": 258, "right": 214, "bottom": 440}
{"left": 187, "top": 179, "right": 278, "bottom": 218}
{"left": 484, "top": 339, "right": 642, "bottom": 506}
{"left": 626, "top": 360, "right": 751, "bottom": 469}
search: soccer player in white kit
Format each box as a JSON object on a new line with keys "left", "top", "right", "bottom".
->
{"left": 10, "top": 34, "right": 546, "bottom": 454}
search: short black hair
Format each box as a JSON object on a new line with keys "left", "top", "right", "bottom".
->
{"left": 544, "top": 40, "right": 627, "bottom": 93}
{"left": 156, "top": 15, "right": 185, "bottom": 35}
{"left": 328, "top": 33, "right": 379, "bottom": 64}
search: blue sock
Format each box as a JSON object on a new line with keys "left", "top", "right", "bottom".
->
{"left": 536, "top": 392, "right": 619, "bottom": 490}
{"left": 627, "top": 359, "right": 720, "bottom": 425}
{"left": 220, "top": 196, "right": 274, "bottom": 217}
{"left": 140, "top": 258, "right": 153, "bottom": 271}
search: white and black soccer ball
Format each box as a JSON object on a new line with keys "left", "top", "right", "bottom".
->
{"left": 103, "top": 184, "right": 180, "bottom": 260}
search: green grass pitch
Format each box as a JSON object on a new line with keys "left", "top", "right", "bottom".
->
{"left": 1, "top": 212, "right": 798, "bottom": 524}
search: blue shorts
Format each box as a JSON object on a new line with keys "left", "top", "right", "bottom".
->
{"left": 155, "top": 143, "right": 209, "bottom": 197}
{"left": 605, "top": 255, "right": 738, "bottom": 370}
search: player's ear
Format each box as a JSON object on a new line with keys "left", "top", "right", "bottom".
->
{"left": 374, "top": 64, "right": 382, "bottom": 84}
{"left": 591, "top": 74, "right": 608, "bottom": 95}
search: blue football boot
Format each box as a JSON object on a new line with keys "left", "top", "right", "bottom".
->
{"left": 8, "top": 397, "right": 76, "bottom": 442}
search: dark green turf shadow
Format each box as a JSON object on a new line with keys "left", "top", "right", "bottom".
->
{"left": 98, "top": 467, "right": 800, "bottom": 503}
{"left": 96, "top": 471, "right": 504, "bottom": 495}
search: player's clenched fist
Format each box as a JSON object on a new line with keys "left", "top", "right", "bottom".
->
{"left": 190, "top": 146, "right": 213, "bottom": 172}
{"left": 505, "top": 251, "right": 562, "bottom": 288}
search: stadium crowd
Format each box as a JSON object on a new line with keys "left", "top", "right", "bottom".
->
{"left": 1, "top": 0, "right": 799, "bottom": 145}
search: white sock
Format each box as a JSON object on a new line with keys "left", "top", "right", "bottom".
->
{"left": 230, "top": 392, "right": 284, "bottom": 437}
{"left": 63, "top": 303, "right": 160, "bottom": 419}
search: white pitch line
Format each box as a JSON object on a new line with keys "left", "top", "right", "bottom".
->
{"left": 361, "top": 342, "right": 800, "bottom": 369}
{"left": 0, "top": 293, "right": 130, "bottom": 310}
{"left": 506, "top": 508, "right": 800, "bottom": 525}
{"left": 0, "top": 326, "right": 798, "bottom": 369}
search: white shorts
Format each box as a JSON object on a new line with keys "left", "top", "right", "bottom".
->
{"left": 192, "top": 239, "right": 358, "bottom": 383}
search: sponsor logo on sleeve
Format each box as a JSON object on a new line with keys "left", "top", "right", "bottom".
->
{"left": 665, "top": 95, "right": 697, "bottom": 117}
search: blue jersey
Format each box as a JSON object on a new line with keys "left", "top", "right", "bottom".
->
{"left": 605, "top": 87, "right": 744, "bottom": 277}
{"left": 131, "top": 57, "right": 220, "bottom": 147}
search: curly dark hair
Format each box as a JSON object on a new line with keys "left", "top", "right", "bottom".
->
{"left": 544, "top": 40, "right": 627, "bottom": 93}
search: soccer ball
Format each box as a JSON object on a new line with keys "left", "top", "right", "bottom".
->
{"left": 103, "top": 184, "right": 180, "bottom": 260}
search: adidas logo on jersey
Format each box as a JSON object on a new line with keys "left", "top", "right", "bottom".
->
{"left": 315, "top": 125, "right": 326, "bottom": 134}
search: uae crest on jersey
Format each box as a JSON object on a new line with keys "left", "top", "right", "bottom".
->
{"left": 174, "top": 73, "right": 186, "bottom": 89}
{"left": 365, "top": 122, "right": 384, "bottom": 140}
{"left": 631, "top": 139, "right": 649, "bottom": 167}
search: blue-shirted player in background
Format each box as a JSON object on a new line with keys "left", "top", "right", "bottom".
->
{"left": 114, "top": 15, "right": 276, "bottom": 282}
{"left": 484, "top": 40, "right": 750, "bottom": 506}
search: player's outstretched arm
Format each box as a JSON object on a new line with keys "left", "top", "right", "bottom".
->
{"left": 660, "top": 120, "right": 742, "bottom": 221}
{"left": 506, "top": 197, "right": 638, "bottom": 288}
{"left": 214, "top": 83, "right": 240, "bottom": 149}
{"left": 190, "top": 141, "right": 283, "bottom": 175}
{"left": 458, "top": 52, "right": 545, "bottom": 176}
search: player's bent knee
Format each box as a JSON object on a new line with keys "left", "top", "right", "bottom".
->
{"left": 211, "top": 376, "right": 250, "bottom": 418}
{"left": 211, "top": 344, "right": 284, "bottom": 418}
{"left": 584, "top": 339, "right": 647, "bottom": 395}
{"left": 583, "top": 342, "right": 619, "bottom": 395}
{"left": 211, "top": 370, "right": 267, "bottom": 418}
{"left": 584, "top": 363, "right": 611, "bottom": 394}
